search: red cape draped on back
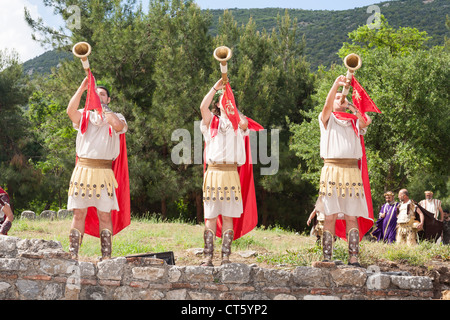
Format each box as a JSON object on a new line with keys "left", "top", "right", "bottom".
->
{"left": 332, "top": 112, "right": 374, "bottom": 241}
{"left": 206, "top": 116, "right": 264, "bottom": 240}
{"left": 83, "top": 133, "right": 131, "bottom": 237}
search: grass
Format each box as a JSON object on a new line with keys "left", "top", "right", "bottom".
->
{"left": 7, "top": 217, "right": 450, "bottom": 269}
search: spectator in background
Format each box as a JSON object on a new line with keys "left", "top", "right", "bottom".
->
{"left": 419, "top": 191, "right": 444, "bottom": 222}
{"left": 396, "top": 189, "right": 424, "bottom": 246}
{"left": 371, "top": 191, "right": 398, "bottom": 243}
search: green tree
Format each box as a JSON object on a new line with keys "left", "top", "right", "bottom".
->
{"left": 339, "top": 15, "right": 431, "bottom": 58}
{"left": 290, "top": 18, "right": 450, "bottom": 212}
{"left": 0, "top": 49, "right": 39, "bottom": 212}
{"left": 26, "top": 90, "right": 76, "bottom": 209}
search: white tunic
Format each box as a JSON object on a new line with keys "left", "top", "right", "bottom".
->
{"left": 398, "top": 200, "right": 415, "bottom": 223}
{"left": 200, "top": 113, "right": 248, "bottom": 219}
{"left": 419, "top": 199, "right": 441, "bottom": 219}
{"left": 318, "top": 112, "right": 368, "bottom": 218}
{"left": 319, "top": 112, "right": 366, "bottom": 159}
{"left": 201, "top": 113, "right": 248, "bottom": 166}
{"left": 68, "top": 110, "right": 127, "bottom": 212}
{"left": 74, "top": 111, "right": 127, "bottom": 160}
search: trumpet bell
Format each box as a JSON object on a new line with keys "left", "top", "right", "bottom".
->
{"left": 343, "top": 53, "right": 362, "bottom": 72}
{"left": 213, "top": 46, "right": 232, "bottom": 63}
{"left": 72, "top": 42, "right": 91, "bottom": 59}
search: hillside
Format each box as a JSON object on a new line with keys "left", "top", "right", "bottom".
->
{"left": 208, "top": 0, "right": 449, "bottom": 69}
{"left": 22, "top": 0, "right": 448, "bottom": 73}
{"left": 22, "top": 49, "right": 72, "bottom": 76}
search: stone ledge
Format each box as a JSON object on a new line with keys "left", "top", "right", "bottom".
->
{"left": 0, "top": 235, "right": 440, "bottom": 300}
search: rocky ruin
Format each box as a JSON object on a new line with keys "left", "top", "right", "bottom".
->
{"left": 0, "top": 235, "right": 444, "bottom": 300}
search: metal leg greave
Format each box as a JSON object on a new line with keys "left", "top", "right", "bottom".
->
{"left": 322, "top": 230, "right": 334, "bottom": 262}
{"left": 100, "top": 229, "right": 112, "bottom": 260}
{"left": 348, "top": 228, "right": 361, "bottom": 266}
{"left": 69, "top": 228, "right": 83, "bottom": 260}
{"left": 201, "top": 228, "right": 215, "bottom": 267}
{"left": 221, "top": 229, "right": 234, "bottom": 265}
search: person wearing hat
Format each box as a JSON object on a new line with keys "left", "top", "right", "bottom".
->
{"left": 419, "top": 191, "right": 444, "bottom": 222}
{"left": 371, "top": 191, "right": 398, "bottom": 243}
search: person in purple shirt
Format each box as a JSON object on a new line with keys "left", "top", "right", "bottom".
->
{"left": 371, "top": 191, "right": 398, "bottom": 243}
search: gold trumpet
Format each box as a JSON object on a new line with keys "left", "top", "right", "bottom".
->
{"left": 340, "top": 53, "right": 362, "bottom": 104}
{"left": 213, "top": 46, "right": 232, "bottom": 85}
{"left": 72, "top": 41, "right": 92, "bottom": 75}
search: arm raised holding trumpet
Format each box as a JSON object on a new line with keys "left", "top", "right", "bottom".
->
{"left": 67, "top": 42, "right": 126, "bottom": 133}
{"left": 66, "top": 42, "right": 130, "bottom": 260}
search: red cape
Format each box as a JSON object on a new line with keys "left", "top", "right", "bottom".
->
{"left": 81, "top": 129, "right": 131, "bottom": 238}
{"left": 332, "top": 112, "right": 374, "bottom": 241}
{"left": 206, "top": 116, "right": 264, "bottom": 240}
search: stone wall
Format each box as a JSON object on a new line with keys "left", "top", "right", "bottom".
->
{"left": 0, "top": 235, "right": 440, "bottom": 300}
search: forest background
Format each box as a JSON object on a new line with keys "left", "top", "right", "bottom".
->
{"left": 0, "top": 0, "right": 449, "bottom": 233}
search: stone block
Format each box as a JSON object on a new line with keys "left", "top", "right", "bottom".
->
{"left": 220, "top": 263, "right": 251, "bottom": 284}
{"left": 262, "top": 268, "right": 291, "bottom": 286}
{"left": 330, "top": 266, "right": 367, "bottom": 287}
{"left": 166, "top": 288, "right": 187, "bottom": 300}
{"left": 0, "top": 235, "right": 19, "bottom": 257}
{"left": 391, "top": 276, "right": 433, "bottom": 290}
{"left": 132, "top": 266, "right": 167, "bottom": 281}
{"left": 97, "top": 257, "right": 127, "bottom": 281}
{"left": 293, "top": 266, "right": 331, "bottom": 287}
{"left": 17, "top": 280, "right": 41, "bottom": 300}
{"left": 0, "top": 258, "right": 27, "bottom": 271}
{"left": 57, "top": 209, "right": 73, "bottom": 219}
{"left": 367, "top": 273, "right": 391, "bottom": 290}
{"left": 38, "top": 210, "right": 57, "bottom": 220}
{"left": 21, "top": 211, "right": 36, "bottom": 220}
{"left": 39, "top": 258, "right": 76, "bottom": 276}
{"left": 185, "top": 266, "right": 214, "bottom": 282}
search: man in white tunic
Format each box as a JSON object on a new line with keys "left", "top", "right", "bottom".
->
{"left": 396, "top": 189, "right": 424, "bottom": 245}
{"left": 199, "top": 78, "right": 249, "bottom": 266}
{"left": 66, "top": 77, "right": 127, "bottom": 260}
{"left": 319, "top": 75, "right": 372, "bottom": 267}
{"left": 419, "top": 191, "right": 444, "bottom": 222}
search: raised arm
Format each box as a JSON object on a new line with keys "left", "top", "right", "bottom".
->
{"left": 67, "top": 77, "right": 88, "bottom": 126}
{"left": 200, "top": 79, "right": 223, "bottom": 128}
{"left": 321, "top": 75, "right": 347, "bottom": 129}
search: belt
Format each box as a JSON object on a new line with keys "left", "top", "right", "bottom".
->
{"left": 324, "top": 158, "right": 359, "bottom": 168}
{"left": 77, "top": 157, "right": 113, "bottom": 169}
{"left": 207, "top": 163, "right": 238, "bottom": 171}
